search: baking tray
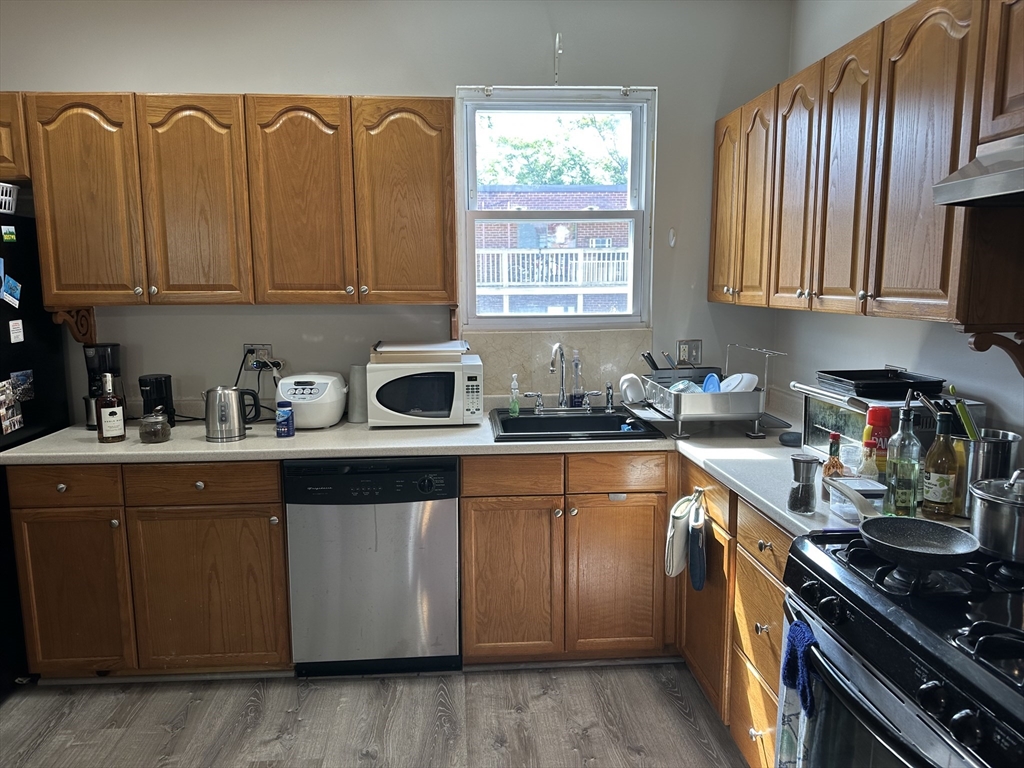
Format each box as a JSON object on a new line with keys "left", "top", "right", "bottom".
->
{"left": 816, "top": 368, "right": 945, "bottom": 398}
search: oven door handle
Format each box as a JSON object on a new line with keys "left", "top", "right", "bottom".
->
{"left": 807, "top": 645, "right": 940, "bottom": 768}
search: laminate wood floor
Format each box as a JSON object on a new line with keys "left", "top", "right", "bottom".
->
{"left": 0, "top": 663, "right": 745, "bottom": 768}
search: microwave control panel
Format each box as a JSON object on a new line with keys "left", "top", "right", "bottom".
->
{"left": 462, "top": 355, "right": 483, "bottom": 422}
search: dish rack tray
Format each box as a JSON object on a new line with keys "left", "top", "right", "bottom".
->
{"left": 627, "top": 345, "right": 786, "bottom": 439}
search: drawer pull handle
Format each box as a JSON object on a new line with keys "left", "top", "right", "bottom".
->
{"left": 110, "top": 519, "right": 120, "bottom": 528}
{"left": 554, "top": 509, "right": 563, "bottom": 518}
{"left": 754, "top": 622, "right": 769, "bottom": 636}
{"left": 757, "top": 539, "right": 773, "bottom": 553}
{"left": 56, "top": 483, "right": 67, "bottom": 493}
{"left": 569, "top": 508, "right": 579, "bottom": 516}
{"left": 748, "top": 727, "right": 765, "bottom": 741}
{"left": 195, "top": 481, "right": 205, "bottom": 490}
{"left": 270, "top": 516, "right": 280, "bottom": 525}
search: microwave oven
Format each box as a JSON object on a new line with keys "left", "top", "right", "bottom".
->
{"left": 366, "top": 355, "right": 483, "bottom": 427}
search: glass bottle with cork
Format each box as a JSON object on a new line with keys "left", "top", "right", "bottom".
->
{"left": 96, "top": 372, "right": 126, "bottom": 443}
{"left": 921, "top": 412, "right": 957, "bottom": 519}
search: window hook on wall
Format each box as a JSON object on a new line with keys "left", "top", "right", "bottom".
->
{"left": 554, "top": 32, "right": 563, "bottom": 85}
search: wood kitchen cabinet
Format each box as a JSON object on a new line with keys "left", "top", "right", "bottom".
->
{"left": 246, "top": 95, "right": 360, "bottom": 304}
{"left": 26, "top": 92, "right": 148, "bottom": 306}
{"left": 734, "top": 87, "right": 777, "bottom": 308}
{"left": 0, "top": 91, "right": 30, "bottom": 179}
{"left": 729, "top": 646, "right": 778, "bottom": 768}
{"left": 810, "top": 26, "right": 882, "bottom": 315}
{"left": 7, "top": 464, "right": 136, "bottom": 676}
{"left": 708, "top": 107, "right": 742, "bottom": 304}
{"left": 461, "top": 452, "right": 674, "bottom": 663}
{"left": 351, "top": 97, "right": 456, "bottom": 304}
{"left": 121, "top": 461, "right": 290, "bottom": 671}
{"left": 769, "top": 63, "right": 821, "bottom": 310}
{"left": 136, "top": 94, "right": 254, "bottom": 304}
{"left": 979, "top": 0, "right": 1024, "bottom": 143}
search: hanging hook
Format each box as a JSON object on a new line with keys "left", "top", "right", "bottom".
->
{"left": 554, "top": 32, "right": 563, "bottom": 85}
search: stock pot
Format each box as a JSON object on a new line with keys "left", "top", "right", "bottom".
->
{"left": 969, "top": 469, "right": 1024, "bottom": 563}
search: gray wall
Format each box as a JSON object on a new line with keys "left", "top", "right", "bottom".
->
{"left": 0, "top": 0, "right": 793, "bottom": 419}
{"left": 776, "top": 0, "right": 1024, "bottom": 431}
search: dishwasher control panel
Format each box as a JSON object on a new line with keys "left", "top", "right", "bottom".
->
{"left": 283, "top": 457, "right": 458, "bottom": 505}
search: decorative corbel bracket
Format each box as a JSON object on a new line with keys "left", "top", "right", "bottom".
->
{"left": 51, "top": 308, "right": 96, "bottom": 345}
{"left": 968, "top": 332, "right": 1024, "bottom": 378}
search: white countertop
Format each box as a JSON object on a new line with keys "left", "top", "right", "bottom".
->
{"left": 2, "top": 413, "right": 856, "bottom": 539}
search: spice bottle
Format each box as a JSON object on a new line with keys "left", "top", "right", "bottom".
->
{"left": 867, "top": 406, "right": 892, "bottom": 483}
{"left": 276, "top": 400, "right": 295, "bottom": 438}
{"left": 822, "top": 431, "right": 844, "bottom": 500}
{"left": 858, "top": 439, "right": 878, "bottom": 481}
{"left": 788, "top": 454, "right": 819, "bottom": 515}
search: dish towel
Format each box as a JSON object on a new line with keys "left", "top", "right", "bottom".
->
{"left": 687, "top": 499, "right": 706, "bottom": 591}
{"left": 782, "top": 620, "right": 820, "bottom": 717}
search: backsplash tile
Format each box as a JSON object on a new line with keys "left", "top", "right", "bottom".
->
{"left": 463, "top": 329, "right": 652, "bottom": 397}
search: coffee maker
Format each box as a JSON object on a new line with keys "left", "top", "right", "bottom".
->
{"left": 139, "top": 374, "right": 175, "bottom": 426}
{"left": 83, "top": 343, "right": 124, "bottom": 430}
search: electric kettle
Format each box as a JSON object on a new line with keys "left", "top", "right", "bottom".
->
{"left": 204, "top": 387, "right": 260, "bottom": 442}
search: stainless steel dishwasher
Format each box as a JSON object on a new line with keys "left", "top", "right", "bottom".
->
{"left": 283, "top": 457, "right": 459, "bottom": 676}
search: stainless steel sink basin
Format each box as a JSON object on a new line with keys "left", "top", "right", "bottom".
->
{"left": 490, "top": 407, "right": 664, "bottom": 442}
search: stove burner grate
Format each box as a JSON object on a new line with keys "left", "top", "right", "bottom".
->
{"left": 952, "top": 621, "right": 1024, "bottom": 688}
{"left": 873, "top": 565, "right": 974, "bottom": 598}
{"left": 986, "top": 561, "right": 1024, "bottom": 592}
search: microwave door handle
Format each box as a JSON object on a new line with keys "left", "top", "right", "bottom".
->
{"left": 806, "top": 645, "right": 950, "bottom": 768}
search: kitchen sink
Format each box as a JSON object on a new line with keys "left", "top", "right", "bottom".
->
{"left": 490, "top": 407, "right": 664, "bottom": 442}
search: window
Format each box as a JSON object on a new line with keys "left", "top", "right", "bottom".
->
{"left": 457, "top": 87, "right": 656, "bottom": 328}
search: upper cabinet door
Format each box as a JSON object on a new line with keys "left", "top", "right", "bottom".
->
{"left": 0, "top": 92, "right": 31, "bottom": 179}
{"left": 26, "top": 93, "right": 148, "bottom": 306}
{"left": 246, "top": 95, "right": 359, "bottom": 304}
{"left": 736, "top": 87, "right": 777, "bottom": 307}
{"left": 351, "top": 97, "right": 456, "bottom": 304}
{"left": 137, "top": 94, "right": 253, "bottom": 304}
{"left": 812, "top": 26, "right": 882, "bottom": 315}
{"left": 708, "top": 108, "right": 741, "bottom": 304}
{"left": 769, "top": 63, "right": 822, "bottom": 311}
{"left": 979, "top": 0, "right": 1024, "bottom": 142}
{"left": 869, "top": 0, "right": 983, "bottom": 321}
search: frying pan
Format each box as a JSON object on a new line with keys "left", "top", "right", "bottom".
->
{"left": 859, "top": 516, "right": 980, "bottom": 572}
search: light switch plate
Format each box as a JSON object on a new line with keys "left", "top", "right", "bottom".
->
{"left": 676, "top": 339, "right": 702, "bottom": 366}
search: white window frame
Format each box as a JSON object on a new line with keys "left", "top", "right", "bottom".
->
{"left": 456, "top": 86, "right": 657, "bottom": 330}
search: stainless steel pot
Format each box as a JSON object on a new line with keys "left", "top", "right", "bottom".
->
{"left": 952, "top": 429, "right": 1021, "bottom": 517}
{"left": 969, "top": 469, "right": 1024, "bottom": 563}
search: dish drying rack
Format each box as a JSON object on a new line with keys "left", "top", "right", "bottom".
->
{"left": 626, "top": 344, "right": 787, "bottom": 439}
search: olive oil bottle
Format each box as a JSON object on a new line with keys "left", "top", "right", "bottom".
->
{"left": 883, "top": 407, "right": 920, "bottom": 516}
{"left": 921, "top": 412, "right": 956, "bottom": 519}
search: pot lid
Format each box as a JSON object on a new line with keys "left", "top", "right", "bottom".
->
{"left": 971, "top": 469, "right": 1024, "bottom": 505}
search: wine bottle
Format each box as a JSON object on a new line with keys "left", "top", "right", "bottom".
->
{"left": 921, "top": 412, "right": 956, "bottom": 519}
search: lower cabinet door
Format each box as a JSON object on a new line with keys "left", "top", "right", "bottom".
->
{"left": 11, "top": 506, "right": 137, "bottom": 676}
{"left": 729, "top": 646, "right": 779, "bottom": 768}
{"left": 126, "top": 504, "right": 290, "bottom": 669}
{"left": 565, "top": 493, "right": 665, "bottom": 654}
{"left": 461, "top": 495, "right": 565, "bottom": 662}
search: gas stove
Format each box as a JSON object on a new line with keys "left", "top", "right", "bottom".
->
{"left": 785, "top": 530, "right": 1024, "bottom": 767}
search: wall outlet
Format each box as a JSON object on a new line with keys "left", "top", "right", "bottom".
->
{"left": 676, "top": 339, "right": 702, "bottom": 366}
{"left": 243, "top": 343, "right": 273, "bottom": 370}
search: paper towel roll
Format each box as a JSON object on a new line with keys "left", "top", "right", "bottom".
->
{"left": 348, "top": 364, "right": 368, "bottom": 423}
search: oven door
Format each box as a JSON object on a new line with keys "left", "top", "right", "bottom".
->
{"left": 367, "top": 364, "right": 462, "bottom": 426}
{"left": 777, "top": 596, "right": 984, "bottom": 768}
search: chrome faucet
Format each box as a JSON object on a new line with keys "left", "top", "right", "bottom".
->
{"left": 605, "top": 381, "right": 615, "bottom": 413}
{"left": 549, "top": 342, "right": 568, "bottom": 408}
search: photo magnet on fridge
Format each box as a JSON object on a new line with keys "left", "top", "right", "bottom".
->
{"left": 0, "top": 378, "right": 23, "bottom": 435}
{"left": 10, "top": 370, "right": 33, "bottom": 402}
{"left": 1, "top": 226, "right": 14, "bottom": 242}
{"left": 1, "top": 274, "right": 21, "bottom": 308}
{"left": 8, "top": 319, "right": 23, "bottom": 343}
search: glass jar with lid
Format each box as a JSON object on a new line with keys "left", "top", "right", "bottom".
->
{"left": 139, "top": 406, "right": 171, "bottom": 443}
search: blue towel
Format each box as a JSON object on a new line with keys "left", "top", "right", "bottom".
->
{"left": 782, "top": 620, "right": 820, "bottom": 717}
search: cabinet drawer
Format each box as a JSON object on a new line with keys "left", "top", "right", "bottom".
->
{"left": 736, "top": 497, "right": 792, "bottom": 582}
{"left": 567, "top": 452, "right": 667, "bottom": 494}
{"left": 733, "top": 548, "right": 785, "bottom": 694}
{"left": 7, "top": 465, "right": 123, "bottom": 508}
{"left": 679, "top": 456, "right": 733, "bottom": 531}
{"left": 461, "top": 455, "right": 563, "bottom": 497}
{"left": 729, "top": 646, "right": 778, "bottom": 768}
{"left": 123, "top": 462, "right": 280, "bottom": 506}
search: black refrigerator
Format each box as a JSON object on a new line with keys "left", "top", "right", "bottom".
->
{"left": 0, "top": 198, "right": 71, "bottom": 700}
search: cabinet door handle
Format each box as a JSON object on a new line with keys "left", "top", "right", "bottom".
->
{"left": 757, "top": 539, "right": 773, "bottom": 553}
{"left": 346, "top": 286, "right": 355, "bottom": 295}
{"left": 133, "top": 286, "right": 143, "bottom": 296}
{"left": 360, "top": 285, "right": 369, "bottom": 295}
{"left": 110, "top": 519, "right": 120, "bottom": 528}
{"left": 149, "top": 286, "right": 158, "bottom": 295}
{"left": 270, "top": 516, "right": 279, "bottom": 525}
{"left": 569, "top": 508, "right": 579, "bottom": 516}
{"left": 748, "top": 727, "right": 765, "bottom": 741}
{"left": 554, "top": 508, "right": 563, "bottom": 518}
{"left": 795, "top": 288, "right": 804, "bottom": 298}
{"left": 724, "top": 286, "right": 732, "bottom": 295}
{"left": 195, "top": 481, "right": 205, "bottom": 490}
{"left": 857, "top": 290, "right": 867, "bottom": 301}
{"left": 810, "top": 291, "right": 819, "bottom": 298}
{"left": 754, "top": 622, "right": 769, "bottom": 635}
{"left": 56, "top": 483, "right": 67, "bottom": 493}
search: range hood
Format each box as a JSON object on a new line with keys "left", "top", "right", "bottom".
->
{"left": 933, "top": 134, "right": 1024, "bottom": 206}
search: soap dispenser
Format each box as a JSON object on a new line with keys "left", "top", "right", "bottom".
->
{"left": 509, "top": 373, "right": 520, "bottom": 417}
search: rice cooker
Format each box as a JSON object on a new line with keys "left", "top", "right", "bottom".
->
{"left": 276, "top": 373, "right": 347, "bottom": 429}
